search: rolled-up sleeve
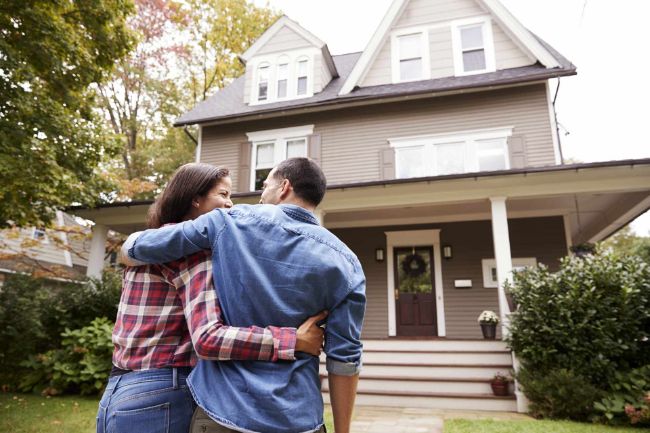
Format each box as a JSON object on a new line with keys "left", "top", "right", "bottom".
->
{"left": 324, "top": 267, "right": 366, "bottom": 376}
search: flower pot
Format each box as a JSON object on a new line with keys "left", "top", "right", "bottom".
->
{"left": 480, "top": 323, "right": 497, "bottom": 340}
{"left": 491, "top": 380, "right": 509, "bottom": 396}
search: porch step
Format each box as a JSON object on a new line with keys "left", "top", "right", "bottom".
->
{"left": 322, "top": 390, "right": 518, "bottom": 412}
{"left": 322, "top": 376, "right": 494, "bottom": 394}
{"left": 359, "top": 350, "right": 512, "bottom": 365}
{"left": 361, "top": 339, "right": 509, "bottom": 352}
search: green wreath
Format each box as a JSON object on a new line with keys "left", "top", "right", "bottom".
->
{"left": 401, "top": 253, "right": 427, "bottom": 278}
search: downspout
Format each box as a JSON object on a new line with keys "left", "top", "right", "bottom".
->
{"left": 552, "top": 79, "right": 565, "bottom": 164}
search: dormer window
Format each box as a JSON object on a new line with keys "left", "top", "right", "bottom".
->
{"left": 296, "top": 58, "right": 309, "bottom": 96}
{"left": 277, "top": 62, "right": 288, "bottom": 98}
{"left": 391, "top": 29, "right": 430, "bottom": 83}
{"left": 451, "top": 17, "right": 496, "bottom": 76}
{"left": 257, "top": 64, "right": 270, "bottom": 101}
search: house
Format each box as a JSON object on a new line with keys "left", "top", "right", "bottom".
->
{"left": 72, "top": 0, "right": 650, "bottom": 412}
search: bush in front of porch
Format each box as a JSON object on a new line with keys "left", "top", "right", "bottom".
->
{"left": 506, "top": 249, "right": 650, "bottom": 426}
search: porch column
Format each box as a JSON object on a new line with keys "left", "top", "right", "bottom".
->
{"left": 86, "top": 223, "right": 108, "bottom": 278}
{"left": 489, "top": 197, "right": 513, "bottom": 335}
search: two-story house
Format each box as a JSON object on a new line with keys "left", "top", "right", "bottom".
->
{"left": 73, "top": 0, "right": 650, "bottom": 412}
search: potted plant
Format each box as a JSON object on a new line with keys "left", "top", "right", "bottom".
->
{"left": 477, "top": 310, "right": 499, "bottom": 339}
{"left": 490, "top": 372, "right": 511, "bottom": 396}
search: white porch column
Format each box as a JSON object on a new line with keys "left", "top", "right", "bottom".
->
{"left": 489, "top": 197, "right": 513, "bottom": 334}
{"left": 86, "top": 223, "right": 108, "bottom": 278}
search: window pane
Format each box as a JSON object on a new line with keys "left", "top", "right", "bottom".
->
{"left": 286, "top": 138, "right": 306, "bottom": 158}
{"left": 277, "top": 63, "right": 288, "bottom": 98}
{"left": 462, "top": 49, "right": 486, "bottom": 72}
{"left": 461, "top": 25, "right": 484, "bottom": 50}
{"left": 399, "top": 33, "right": 421, "bottom": 60}
{"left": 477, "top": 139, "right": 507, "bottom": 171}
{"left": 256, "top": 142, "right": 274, "bottom": 167}
{"left": 258, "top": 65, "right": 269, "bottom": 100}
{"left": 297, "top": 76, "right": 307, "bottom": 95}
{"left": 297, "top": 59, "right": 308, "bottom": 76}
{"left": 277, "top": 79, "right": 287, "bottom": 98}
{"left": 255, "top": 168, "right": 272, "bottom": 191}
{"left": 400, "top": 58, "right": 422, "bottom": 81}
{"left": 396, "top": 146, "right": 426, "bottom": 178}
{"left": 277, "top": 63, "right": 288, "bottom": 79}
{"left": 436, "top": 142, "right": 465, "bottom": 175}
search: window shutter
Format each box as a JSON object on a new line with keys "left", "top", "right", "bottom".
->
{"left": 380, "top": 148, "right": 396, "bottom": 180}
{"left": 308, "top": 134, "right": 322, "bottom": 166}
{"left": 238, "top": 142, "right": 252, "bottom": 193}
{"left": 507, "top": 135, "right": 526, "bottom": 169}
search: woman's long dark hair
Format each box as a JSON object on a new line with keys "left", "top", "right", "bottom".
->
{"left": 147, "top": 163, "right": 230, "bottom": 229}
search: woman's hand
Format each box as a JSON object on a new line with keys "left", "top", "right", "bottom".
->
{"left": 295, "top": 311, "right": 328, "bottom": 356}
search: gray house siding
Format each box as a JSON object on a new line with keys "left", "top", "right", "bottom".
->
{"left": 331, "top": 215, "right": 567, "bottom": 339}
{"left": 201, "top": 83, "right": 555, "bottom": 191}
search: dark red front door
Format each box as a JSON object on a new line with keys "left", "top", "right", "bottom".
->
{"left": 394, "top": 246, "right": 437, "bottom": 336}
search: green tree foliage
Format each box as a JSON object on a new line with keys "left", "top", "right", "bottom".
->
{"left": 0, "top": 0, "right": 133, "bottom": 228}
{"left": 601, "top": 225, "right": 650, "bottom": 264}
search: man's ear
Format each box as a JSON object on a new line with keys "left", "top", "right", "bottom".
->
{"left": 278, "top": 178, "right": 292, "bottom": 200}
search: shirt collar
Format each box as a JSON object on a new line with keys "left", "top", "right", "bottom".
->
{"left": 279, "top": 204, "right": 319, "bottom": 225}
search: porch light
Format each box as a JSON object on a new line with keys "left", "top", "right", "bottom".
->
{"left": 443, "top": 245, "right": 453, "bottom": 259}
{"left": 375, "top": 248, "right": 385, "bottom": 262}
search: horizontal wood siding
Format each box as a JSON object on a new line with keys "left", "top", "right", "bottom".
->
{"left": 395, "top": 0, "right": 486, "bottom": 29}
{"left": 243, "top": 67, "right": 253, "bottom": 104}
{"left": 256, "top": 26, "right": 312, "bottom": 55}
{"left": 492, "top": 21, "right": 533, "bottom": 69}
{"left": 0, "top": 229, "right": 67, "bottom": 266}
{"left": 330, "top": 216, "right": 567, "bottom": 339}
{"left": 200, "top": 84, "right": 555, "bottom": 190}
{"left": 361, "top": 38, "right": 392, "bottom": 87}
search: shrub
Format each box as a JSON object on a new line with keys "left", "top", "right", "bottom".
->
{"left": 593, "top": 366, "right": 650, "bottom": 425}
{"left": 507, "top": 249, "right": 650, "bottom": 423}
{"left": 518, "top": 368, "right": 601, "bottom": 420}
{"left": 19, "top": 317, "right": 114, "bottom": 395}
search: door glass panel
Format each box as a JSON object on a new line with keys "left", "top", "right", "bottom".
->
{"left": 395, "top": 247, "right": 433, "bottom": 294}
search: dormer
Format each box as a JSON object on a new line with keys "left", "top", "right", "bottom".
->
{"left": 240, "top": 16, "right": 338, "bottom": 106}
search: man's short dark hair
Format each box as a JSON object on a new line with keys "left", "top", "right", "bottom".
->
{"left": 273, "top": 157, "right": 326, "bottom": 206}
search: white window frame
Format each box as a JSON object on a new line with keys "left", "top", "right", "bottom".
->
{"left": 295, "top": 56, "right": 310, "bottom": 96}
{"left": 276, "top": 56, "right": 290, "bottom": 100}
{"left": 482, "top": 257, "right": 537, "bottom": 288}
{"left": 31, "top": 228, "right": 49, "bottom": 244}
{"left": 451, "top": 16, "right": 496, "bottom": 76}
{"left": 247, "top": 125, "right": 314, "bottom": 190}
{"left": 255, "top": 62, "right": 271, "bottom": 102}
{"left": 249, "top": 48, "right": 317, "bottom": 105}
{"left": 391, "top": 27, "right": 431, "bottom": 83}
{"left": 389, "top": 127, "right": 513, "bottom": 179}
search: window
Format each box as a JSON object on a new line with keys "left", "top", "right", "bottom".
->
{"left": 277, "top": 62, "right": 288, "bottom": 98}
{"left": 452, "top": 18, "right": 495, "bottom": 76}
{"left": 247, "top": 125, "right": 314, "bottom": 190}
{"left": 398, "top": 33, "right": 423, "bottom": 81}
{"left": 31, "top": 228, "right": 48, "bottom": 243}
{"left": 257, "top": 64, "right": 270, "bottom": 101}
{"left": 482, "top": 258, "right": 537, "bottom": 288}
{"left": 391, "top": 128, "right": 511, "bottom": 179}
{"left": 296, "top": 59, "right": 308, "bottom": 96}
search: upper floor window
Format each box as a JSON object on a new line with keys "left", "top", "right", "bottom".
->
{"left": 451, "top": 17, "right": 495, "bottom": 76}
{"left": 390, "top": 128, "right": 511, "bottom": 179}
{"left": 391, "top": 29, "right": 430, "bottom": 83}
{"left": 296, "top": 58, "right": 309, "bottom": 96}
{"left": 257, "top": 64, "right": 270, "bottom": 101}
{"left": 277, "top": 62, "right": 289, "bottom": 99}
{"left": 247, "top": 125, "right": 314, "bottom": 190}
{"left": 31, "top": 227, "right": 48, "bottom": 243}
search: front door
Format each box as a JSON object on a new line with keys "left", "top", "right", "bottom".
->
{"left": 394, "top": 246, "right": 437, "bottom": 336}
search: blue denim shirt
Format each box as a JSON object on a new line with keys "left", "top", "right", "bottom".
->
{"left": 128, "top": 204, "right": 366, "bottom": 433}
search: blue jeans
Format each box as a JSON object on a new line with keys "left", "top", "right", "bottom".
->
{"left": 96, "top": 367, "right": 196, "bottom": 433}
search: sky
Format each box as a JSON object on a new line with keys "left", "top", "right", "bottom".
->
{"left": 253, "top": 0, "right": 650, "bottom": 235}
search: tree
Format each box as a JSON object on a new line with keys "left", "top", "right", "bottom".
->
{"left": 0, "top": 0, "right": 133, "bottom": 228}
{"left": 601, "top": 225, "right": 650, "bottom": 263}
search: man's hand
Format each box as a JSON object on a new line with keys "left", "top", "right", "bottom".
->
{"left": 295, "top": 311, "right": 328, "bottom": 356}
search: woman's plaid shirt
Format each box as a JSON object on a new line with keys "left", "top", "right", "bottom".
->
{"left": 112, "top": 250, "right": 296, "bottom": 370}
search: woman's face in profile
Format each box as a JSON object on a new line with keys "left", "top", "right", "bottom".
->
{"left": 194, "top": 176, "right": 233, "bottom": 216}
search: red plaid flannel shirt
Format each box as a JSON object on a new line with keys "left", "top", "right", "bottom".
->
{"left": 112, "top": 250, "right": 296, "bottom": 370}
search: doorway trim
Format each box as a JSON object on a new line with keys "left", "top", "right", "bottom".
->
{"left": 385, "top": 229, "right": 446, "bottom": 337}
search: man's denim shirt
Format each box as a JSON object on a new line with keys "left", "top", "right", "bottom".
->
{"left": 128, "top": 204, "right": 366, "bottom": 433}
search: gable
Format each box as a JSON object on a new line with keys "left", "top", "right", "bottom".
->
{"left": 342, "top": 0, "right": 559, "bottom": 94}
{"left": 256, "top": 25, "right": 314, "bottom": 56}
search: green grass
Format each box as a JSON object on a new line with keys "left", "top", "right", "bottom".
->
{"left": 0, "top": 393, "right": 334, "bottom": 433}
{"left": 444, "top": 419, "right": 650, "bottom": 433}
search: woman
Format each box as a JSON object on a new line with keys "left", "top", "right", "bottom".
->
{"left": 97, "top": 163, "right": 325, "bottom": 433}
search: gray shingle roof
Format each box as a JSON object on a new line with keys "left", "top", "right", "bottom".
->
{"left": 175, "top": 38, "right": 575, "bottom": 127}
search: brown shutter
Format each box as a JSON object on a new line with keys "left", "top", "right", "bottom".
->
{"left": 507, "top": 135, "right": 526, "bottom": 169}
{"left": 380, "top": 148, "right": 396, "bottom": 180}
{"left": 308, "top": 134, "right": 322, "bottom": 166}
{"left": 238, "top": 142, "right": 252, "bottom": 193}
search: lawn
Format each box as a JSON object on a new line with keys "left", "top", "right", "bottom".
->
{"left": 444, "top": 419, "right": 650, "bottom": 433}
{"left": 0, "top": 393, "right": 334, "bottom": 433}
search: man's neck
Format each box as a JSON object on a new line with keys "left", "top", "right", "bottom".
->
{"left": 278, "top": 197, "right": 316, "bottom": 213}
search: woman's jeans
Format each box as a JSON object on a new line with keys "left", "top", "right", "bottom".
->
{"left": 96, "top": 367, "right": 196, "bottom": 433}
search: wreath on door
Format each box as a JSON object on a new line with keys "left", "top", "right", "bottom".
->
{"left": 401, "top": 253, "right": 427, "bottom": 278}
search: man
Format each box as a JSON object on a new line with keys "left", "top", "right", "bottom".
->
{"left": 124, "top": 158, "right": 365, "bottom": 433}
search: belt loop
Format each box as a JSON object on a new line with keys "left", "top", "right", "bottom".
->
{"left": 172, "top": 367, "right": 179, "bottom": 390}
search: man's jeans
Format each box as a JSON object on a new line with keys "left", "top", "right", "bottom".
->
{"left": 96, "top": 367, "right": 195, "bottom": 433}
{"left": 190, "top": 407, "right": 328, "bottom": 433}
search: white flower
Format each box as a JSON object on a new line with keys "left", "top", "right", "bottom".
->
{"left": 478, "top": 310, "right": 500, "bottom": 324}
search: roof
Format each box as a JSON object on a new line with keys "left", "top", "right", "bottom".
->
{"left": 175, "top": 43, "right": 574, "bottom": 127}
